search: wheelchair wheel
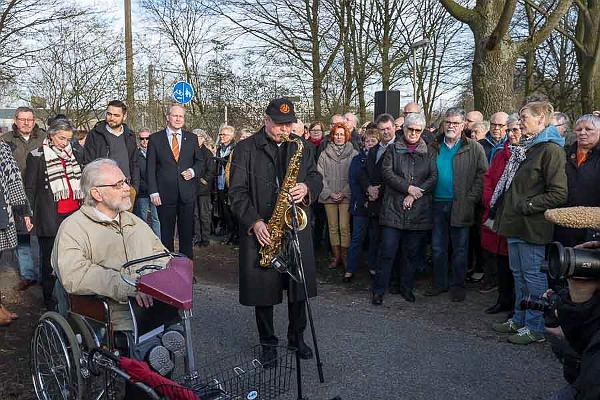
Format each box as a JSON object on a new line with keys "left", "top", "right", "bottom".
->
{"left": 31, "top": 311, "right": 83, "bottom": 400}
{"left": 68, "top": 313, "right": 116, "bottom": 400}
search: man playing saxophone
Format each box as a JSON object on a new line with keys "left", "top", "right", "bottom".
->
{"left": 228, "top": 98, "right": 323, "bottom": 363}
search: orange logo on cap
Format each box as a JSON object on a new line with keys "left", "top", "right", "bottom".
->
{"left": 280, "top": 104, "right": 290, "bottom": 114}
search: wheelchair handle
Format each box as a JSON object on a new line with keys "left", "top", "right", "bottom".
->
{"left": 121, "top": 251, "right": 175, "bottom": 269}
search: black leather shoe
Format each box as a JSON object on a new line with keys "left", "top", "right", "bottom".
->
{"left": 288, "top": 340, "right": 313, "bottom": 360}
{"left": 450, "top": 287, "right": 466, "bottom": 302}
{"left": 398, "top": 287, "right": 416, "bottom": 303}
{"left": 485, "top": 303, "right": 513, "bottom": 314}
{"left": 260, "top": 345, "right": 278, "bottom": 369}
{"left": 372, "top": 292, "right": 383, "bottom": 305}
{"left": 342, "top": 273, "right": 353, "bottom": 283}
{"left": 389, "top": 286, "right": 401, "bottom": 295}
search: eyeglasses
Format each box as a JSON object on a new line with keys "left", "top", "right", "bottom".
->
{"left": 406, "top": 128, "right": 423, "bottom": 134}
{"left": 511, "top": 128, "right": 521, "bottom": 132}
{"left": 16, "top": 117, "right": 35, "bottom": 123}
{"left": 95, "top": 178, "right": 131, "bottom": 190}
{"left": 139, "top": 137, "right": 149, "bottom": 141}
{"left": 490, "top": 123, "right": 506, "bottom": 128}
{"left": 445, "top": 121, "right": 462, "bottom": 126}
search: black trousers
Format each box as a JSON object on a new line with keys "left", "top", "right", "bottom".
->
{"left": 39, "top": 236, "right": 57, "bottom": 311}
{"left": 157, "top": 201, "right": 194, "bottom": 259}
{"left": 496, "top": 253, "right": 514, "bottom": 308}
{"left": 482, "top": 249, "right": 514, "bottom": 307}
{"left": 38, "top": 213, "right": 73, "bottom": 311}
{"left": 216, "top": 190, "right": 237, "bottom": 239}
{"left": 255, "top": 301, "right": 307, "bottom": 346}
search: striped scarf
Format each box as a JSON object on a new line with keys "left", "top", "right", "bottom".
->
{"left": 43, "top": 138, "right": 83, "bottom": 201}
{"left": 490, "top": 134, "right": 537, "bottom": 209}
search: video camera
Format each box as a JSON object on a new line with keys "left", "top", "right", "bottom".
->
{"left": 545, "top": 241, "right": 600, "bottom": 280}
{"left": 520, "top": 293, "right": 561, "bottom": 328}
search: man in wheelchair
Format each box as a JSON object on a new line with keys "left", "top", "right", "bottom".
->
{"left": 51, "top": 158, "right": 175, "bottom": 398}
{"left": 52, "top": 158, "right": 167, "bottom": 331}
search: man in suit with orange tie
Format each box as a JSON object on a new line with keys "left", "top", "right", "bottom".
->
{"left": 147, "top": 104, "right": 204, "bottom": 259}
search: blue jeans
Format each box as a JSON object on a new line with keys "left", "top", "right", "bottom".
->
{"left": 508, "top": 239, "right": 548, "bottom": 334}
{"left": 17, "top": 234, "right": 40, "bottom": 281}
{"left": 431, "top": 201, "right": 470, "bottom": 290}
{"left": 374, "top": 227, "right": 428, "bottom": 295}
{"left": 346, "top": 216, "right": 379, "bottom": 273}
{"left": 135, "top": 197, "right": 161, "bottom": 239}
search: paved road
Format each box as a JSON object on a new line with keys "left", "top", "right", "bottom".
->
{"left": 187, "top": 282, "right": 563, "bottom": 400}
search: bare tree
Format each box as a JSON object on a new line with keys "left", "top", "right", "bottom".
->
{"left": 213, "top": 0, "right": 343, "bottom": 120}
{"left": 0, "top": 0, "right": 83, "bottom": 85}
{"left": 440, "top": 0, "right": 572, "bottom": 116}
{"left": 369, "top": 0, "right": 411, "bottom": 91}
{"left": 396, "top": 0, "right": 469, "bottom": 120}
{"left": 21, "top": 16, "right": 125, "bottom": 129}
{"left": 349, "top": 0, "right": 377, "bottom": 120}
{"left": 140, "top": 0, "right": 215, "bottom": 119}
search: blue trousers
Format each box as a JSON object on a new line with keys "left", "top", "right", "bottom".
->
{"left": 431, "top": 201, "right": 470, "bottom": 290}
{"left": 346, "top": 216, "right": 379, "bottom": 274}
{"left": 508, "top": 239, "right": 548, "bottom": 334}
{"left": 17, "top": 234, "right": 40, "bottom": 281}
{"left": 135, "top": 196, "right": 161, "bottom": 239}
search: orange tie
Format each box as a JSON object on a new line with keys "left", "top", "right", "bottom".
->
{"left": 171, "top": 133, "right": 180, "bottom": 162}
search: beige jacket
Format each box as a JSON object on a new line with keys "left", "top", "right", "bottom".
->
{"left": 317, "top": 142, "right": 357, "bottom": 204}
{"left": 51, "top": 205, "right": 168, "bottom": 331}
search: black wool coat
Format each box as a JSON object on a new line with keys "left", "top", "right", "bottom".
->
{"left": 136, "top": 148, "right": 149, "bottom": 197}
{"left": 554, "top": 142, "right": 600, "bottom": 246}
{"left": 379, "top": 138, "right": 438, "bottom": 231}
{"left": 197, "top": 145, "right": 215, "bottom": 197}
{"left": 24, "top": 147, "right": 80, "bottom": 237}
{"left": 366, "top": 141, "right": 393, "bottom": 217}
{"left": 228, "top": 128, "right": 323, "bottom": 306}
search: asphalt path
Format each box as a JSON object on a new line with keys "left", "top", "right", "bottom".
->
{"left": 187, "top": 282, "right": 564, "bottom": 400}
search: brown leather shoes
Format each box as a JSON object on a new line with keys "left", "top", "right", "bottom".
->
{"left": 0, "top": 306, "right": 13, "bottom": 326}
{"left": 14, "top": 279, "right": 36, "bottom": 291}
{"left": 0, "top": 304, "right": 18, "bottom": 320}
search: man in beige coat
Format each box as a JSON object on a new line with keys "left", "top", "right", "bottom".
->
{"left": 52, "top": 158, "right": 168, "bottom": 331}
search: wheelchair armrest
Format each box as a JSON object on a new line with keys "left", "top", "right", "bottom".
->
{"left": 69, "top": 295, "right": 111, "bottom": 323}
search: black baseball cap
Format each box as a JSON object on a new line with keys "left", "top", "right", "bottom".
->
{"left": 265, "top": 98, "right": 297, "bottom": 124}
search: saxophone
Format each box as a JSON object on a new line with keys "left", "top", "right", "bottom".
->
{"left": 258, "top": 134, "right": 308, "bottom": 268}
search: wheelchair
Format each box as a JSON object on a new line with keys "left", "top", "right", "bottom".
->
{"left": 30, "top": 252, "right": 298, "bottom": 400}
{"left": 30, "top": 252, "right": 206, "bottom": 400}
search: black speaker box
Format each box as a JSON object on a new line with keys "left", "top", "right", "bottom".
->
{"left": 374, "top": 90, "right": 401, "bottom": 119}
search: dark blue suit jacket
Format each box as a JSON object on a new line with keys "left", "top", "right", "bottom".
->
{"left": 146, "top": 129, "right": 204, "bottom": 205}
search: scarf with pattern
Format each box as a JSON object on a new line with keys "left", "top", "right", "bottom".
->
{"left": 43, "top": 138, "right": 83, "bottom": 201}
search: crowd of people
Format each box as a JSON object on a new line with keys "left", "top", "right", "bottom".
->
{"left": 0, "top": 98, "right": 599, "bottom": 351}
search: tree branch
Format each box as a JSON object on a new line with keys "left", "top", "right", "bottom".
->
{"left": 439, "top": 0, "right": 475, "bottom": 24}
{"left": 486, "top": 0, "right": 518, "bottom": 51}
{"left": 517, "top": 0, "right": 573, "bottom": 54}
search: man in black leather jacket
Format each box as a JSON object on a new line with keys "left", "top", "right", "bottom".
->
{"left": 547, "top": 240, "right": 600, "bottom": 400}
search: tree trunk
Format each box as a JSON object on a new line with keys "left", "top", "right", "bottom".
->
{"left": 356, "top": 78, "right": 366, "bottom": 121}
{"left": 472, "top": 41, "right": 518, "bottom": 116}
{"left": 312, "top": 73, "right": 322, "bottom": 120}
{"left": 578, "top": 55, "right": 599, "bottom": 113}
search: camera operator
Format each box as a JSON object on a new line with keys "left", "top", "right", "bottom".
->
{"left": 546, "top": 240, "right": 600, "bottom": 400}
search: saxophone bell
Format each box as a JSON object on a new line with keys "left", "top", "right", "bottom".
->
{"left": 284, "top": 205, "right": 308, "bottom": 231}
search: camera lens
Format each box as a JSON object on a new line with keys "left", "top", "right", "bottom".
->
{"left": 547, "top": 242, "right": 569, "bottom": 280}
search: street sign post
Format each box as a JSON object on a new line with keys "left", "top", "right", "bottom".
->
{"left": 172, "top": 81, "right": 194, "bottom": 104}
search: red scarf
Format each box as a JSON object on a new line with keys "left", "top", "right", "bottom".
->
{"left": 308, "top": 137, "right": 323, "bottom": 147}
